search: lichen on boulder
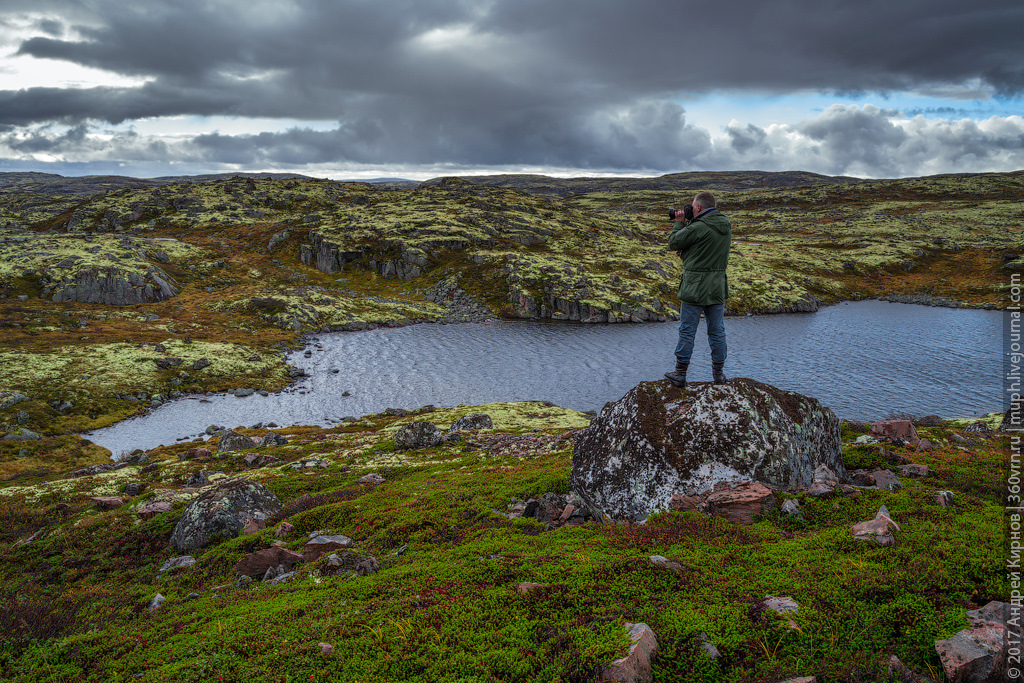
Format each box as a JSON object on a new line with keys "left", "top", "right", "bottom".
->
{"left": 170, "top": 478, "right": 282, "bottom": 552}
{"left": 571, "top": 378, "right": 843, "bottom": 522}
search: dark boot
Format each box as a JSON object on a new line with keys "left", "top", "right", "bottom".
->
{"left": 664, "top": 361, "right": 688, "bottom": 388}
{"left": 712, "top": 362, "right": 727, "bottom": 385}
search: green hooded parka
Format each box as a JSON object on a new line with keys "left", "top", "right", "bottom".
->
{"left": 668, "top": 210, "right": 732, "bottom": 305}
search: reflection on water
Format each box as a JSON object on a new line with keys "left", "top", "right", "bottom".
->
{"left": 86, "top": 300, "right": 1002, "bottom": 454}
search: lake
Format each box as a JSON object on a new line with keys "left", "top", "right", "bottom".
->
{"left": 85, "top": 300, "right": 1002, "bottom": 455}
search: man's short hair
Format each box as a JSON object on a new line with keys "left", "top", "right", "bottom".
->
{"left": 694, "top": 191, "right": 716, "bottom": 208}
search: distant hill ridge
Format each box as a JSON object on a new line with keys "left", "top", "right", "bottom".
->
{"left": 1, "top": 169, "right": 864, "bottom": 199}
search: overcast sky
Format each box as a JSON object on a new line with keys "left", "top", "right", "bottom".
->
{"left": 0, "top": 0, "right": 1022, "bottom": 180}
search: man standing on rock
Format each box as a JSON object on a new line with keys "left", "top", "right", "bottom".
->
{"left": 664, "top": 191, "right": 731, "bottom": 388}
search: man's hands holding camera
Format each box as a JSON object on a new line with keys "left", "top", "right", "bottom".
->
{"left": 667, "top": 204, "right": 694, "bottom": 222}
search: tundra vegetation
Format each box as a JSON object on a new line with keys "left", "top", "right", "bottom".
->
{"left": 0, "top": 403, "right": 1008, "bottom": 681}
{"left": 0, "top": 170, "right": 1014, "bottom": 680}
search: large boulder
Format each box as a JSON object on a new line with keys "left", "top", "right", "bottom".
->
{"left": 571, "top": 379, "right": 843, "bottom": 522}
{"left": 170, "top": 479, "right": 282, "bottom": 551}
{"left": 394, "top": 421, "right": 443, "bottom": 450}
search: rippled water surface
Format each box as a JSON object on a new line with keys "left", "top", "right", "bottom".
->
{"left": 87, "top": 300, "right": 1002, "bottom": 454}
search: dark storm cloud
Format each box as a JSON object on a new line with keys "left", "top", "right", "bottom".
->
{"left": 1, "top": 0, "right": 1023, "bottom": 175}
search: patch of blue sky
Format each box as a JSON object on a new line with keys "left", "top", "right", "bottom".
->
{"left": 680, "top": 90, "right": 1023, "bottom": 133}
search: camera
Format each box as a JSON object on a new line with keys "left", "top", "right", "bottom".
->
{"left": 668, "top": 204, "right": 694, "bottom": 222}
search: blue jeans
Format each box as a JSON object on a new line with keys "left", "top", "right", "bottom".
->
{"left": 674, "top": 302, "right": 727, "bottom": 365}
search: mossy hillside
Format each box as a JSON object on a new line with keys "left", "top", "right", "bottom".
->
{"left": 1, "top": 170, "right": 1019, "bottom": 454}
{"left": 569, "top": 171, "right": 1024, "bottom": 311}
{"left": 216, "top": 286, "right": 447, "bottom": 331}
{"left": 301, "top": 179, "right": 681, "bottom": 320}
{"left": 0, "top": 404, "right": 1007, "bottom": 682}
{"left": 0, "top": 339, "right": 288, "bottom": 437}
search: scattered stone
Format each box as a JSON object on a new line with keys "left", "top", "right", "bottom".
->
{"left": 899, "top": 463, "right": 932, "bottom": 478}
{"left": 16, "top": 410, "right": 30, "bottom": 424}
{"left": 186, "top": 471, "right": 210, "bottom": 487}
{"left": 217, "top": 431, "right": 259, "bottom": 452}
{"left": 881, "top": 448, "right": 911, "bottom": 465}
{"left": 915, "top": 415, "right": 944, "bottom": 427}
{"left": 781, "top": 499, "right": 804, "bottom": 520}
{"left": 158, "top": 556, "right": 196, "bottom": 576}
{"left": 258, "top": 432, "right": 287, "bottom": 447}
{"left": 3, "top": 427, "right": 42, "bottom": 441}
{"left": 807, "top": 464, "right": 840, "bottom": 498}
{"left": 275, "top": 522, "right": 295, "bottom": 539}
{"left": 517, "top": 582, "right": 549, "bottom": 595}
{"left": 92, "top": 496, "right": 124, "bottom": 510}
{"left": 449, "top": 414, "right": 493, "bottom": 431}
{"left": 778, "top": 678, "right": 816, "bottom": 683}
{"left": 233, "top": 388, "right": 255, "bottom": 397}
{"left": 302, "top": 534, "right": 354, "bottom": 563}
{"left": 935, "top": 601, "right": 1011, "bottom": 683}
{"left": 244, "top": 453, "right": 282, "bottom": 467}
{"left": 963, "top": 421, "right": 992, "bottom": 434}
{"left": 394, "top": 421, "right": 443, "bottom": 450}
{"left": 181, "top": 447, "right": 212, "bottom": 460}
{"left": 852, "top": 505, "right": 900, "bottom": 546}
{"left": 72, "top": 463, "right": 115, "bottom": 478}
{"left": 289, "top": 457, "right": 330, "bottom": 471}
{"left": 649, "top": 556, "right": 690, "bottom": 577}
{"left": 236, "top": 575, "right": 252, "bottom": 589}
{"left": 241, "top": 518, "right": 266, "bottom": 535}
{"left": 704, "top": 480, "right": 776, "bottom": 525}
{"left": 170, "top": 479, "right": 282, "bottom": 552}
{"left": 888, "top": 655, "right": 933, "bottom": 683}
{"left": 854, "top": 435, "right": 880, "bottom": 445}
{"left": 148, "top": 593, "right": 165, "bottom": 612}
{"left": 0, "top": 391, "right": 31, "bottom": 409}
{"left": 193, "top": 358, "right": 212, "bottom": 371}
{"left": 318, "top": 643, "right": 334, "bottom": 656}
{"left": 697, "top": 632, "right": 721, "bottom": 660}
{"left": 916, "top": 439, "right": 934, "bottom": 451}
{"left": 124, "top": 482, "right": 144, "bottom": 496}
{"left": 120, "top": 449, "right": 150, "bottom": 465}
{"left": 935, "top": 491, "right": 956, "bottom": 508}
{"left": 355, "top": 473, "right": 386, "bottom": 485}
{"left": 597, "top": 622, "right": 658, "bottom": 683}
{"left": 234, "top": 546, "right": 304, "bottom": 577}
{"left": 869, "top": 469, "right": 903, "bottom": 491}
{"left": 764, "top": 595, "right": 799, "bottom": 619}
{"left": 356, "top": 557, "right": 379, "bottom": 576}
{"left": 847, "top": 470, "right": 877, "bottom": 487}
{"left": 870, "top": 419, "right": 921, "bottom": 445}
{"left": 572, "top": 379, "right": 843, "bottom": 522}
{"left": 137, "top": 501, "right": 172, "bottom": 519}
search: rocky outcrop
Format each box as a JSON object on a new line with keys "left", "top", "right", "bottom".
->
{"left": 506, "top": 286, "right": 669, "bottom": 323}
{"left": 299, "top": 231, "right": 366, "bottom": 275}
{"left": 571, "top": 379, "right": 843, "bottom": 521}
{"left": 170, "top": 479, "right": 282, "bottom": 552}
{"left": 46, "top": 265, "right": 179, "bottom": 305}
